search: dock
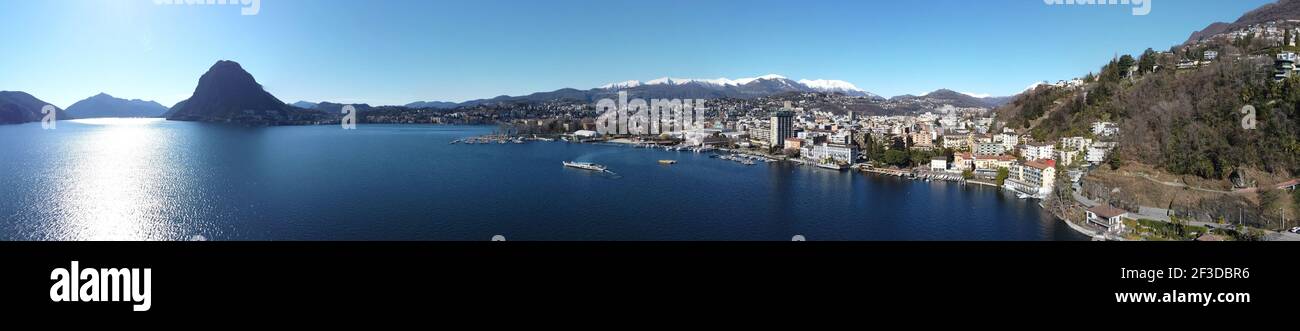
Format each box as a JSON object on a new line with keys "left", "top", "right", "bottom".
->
{"left": 860, "top": 167, "right": 913, "bottom": 178}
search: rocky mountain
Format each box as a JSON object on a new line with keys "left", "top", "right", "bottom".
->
{"left": 166, "top": 60, "right": 319, "bottom": 124}
{"left": 0, "top": 91, "right": 70, "bottom": 124}
{"left": 65, "top": 93, "right": 168, "bottom": 118}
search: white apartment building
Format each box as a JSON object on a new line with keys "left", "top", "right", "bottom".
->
{"left": 1086, "top": 142, "right": 1117, "bottom": 164}
{"left": 943, "top": 134, "right": 970, "bottom": 150}
{"left": 1020, "top": 143, "right": 1056, "bottom": 161}
{"left": 1091, "top": 121, "right": 1119, "bottom": 137}
{"left": 974, "top": 142, "right": 1004, "bottom": 156}
{"left": 930, "top": 158, "right": 949, "bottom": 172}
{"left": 1059, "top": 137, "right": 1093, "bottom": 151}
{"left": 803, "top": 143, "right": 859, "bottom": 165}
{"left": 995, "top": 133, "right": 1019, "bottom": 153}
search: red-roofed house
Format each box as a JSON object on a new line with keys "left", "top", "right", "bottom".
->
{"left": 1086, "top": 205, "right": 1129, "bottom": 231}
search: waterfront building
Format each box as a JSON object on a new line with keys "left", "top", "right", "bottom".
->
{"left": 1007, "top": 160, "right": 1056, "bottom": 196}
{"left": 721, "top": 131, "right": 749, "bottom": 144}
{"left": 1086, "top": 205, "right": 1130, "bottom": 232}
{"left": 974, "top": 154, "right": 1017, "bottom": 171}
{"left": 750, "top": 125, "right": 771, "bottom": 147}
{"left": 684, "top": 128, "right": 727, "bottom": 147}
{"left": 954, "top": 153, "right": 974, "bottom": 171}
{"left": 784, "top": 137, "right": 802, "bottom": 151}
{"left": 930, "top": 158, "right": 949, "bottom": 172}
{"left": 803, "top": 143, "right": 858, "bottom": 165}
{"left": 770, "top": 110, "right": 794, "bottom": 148}
{"left": 957, "top": 152, "right": 1015, "bottom": 174}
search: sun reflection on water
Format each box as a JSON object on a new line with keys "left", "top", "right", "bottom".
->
{"left": 55, "top": 118, "right": 173, "bottom": 240}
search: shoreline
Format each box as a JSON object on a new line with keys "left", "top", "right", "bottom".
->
{"left": 468, "top": 136, "right": 1110, "bottom": 241}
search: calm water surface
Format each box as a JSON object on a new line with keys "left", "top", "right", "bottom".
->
{"left": 0, "top": 119, "right": 1086, "bottom": 241}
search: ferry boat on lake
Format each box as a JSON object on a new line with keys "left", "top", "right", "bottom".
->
{"left": 563, "top": 161, "right": 609, "bottom": 172}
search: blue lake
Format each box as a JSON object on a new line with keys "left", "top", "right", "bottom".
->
{"left": 0, "top": 119, "right": 1086, "bottom": 241}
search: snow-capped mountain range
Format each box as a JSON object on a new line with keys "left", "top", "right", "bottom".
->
{"left": 598, "top": 74, "right": 879, "bottom": 99}
{"left": 400, "top": 74, "right": 1022, "bottom": 110}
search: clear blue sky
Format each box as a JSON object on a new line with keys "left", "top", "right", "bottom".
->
{"left": 0, "top": 0, "right": 1278, "bottom": 108}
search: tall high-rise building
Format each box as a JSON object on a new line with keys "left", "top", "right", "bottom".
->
{"left": 769, "top": 110, "right": 794, "bottom": 148}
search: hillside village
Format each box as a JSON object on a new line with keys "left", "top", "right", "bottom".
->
{"left": 991, "top": 13, "right": 1300, "bottom": 239}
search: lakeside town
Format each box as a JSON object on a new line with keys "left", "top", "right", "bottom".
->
{"left": 426, "top": 17, "right": 1300, "bottom": 242}
{"left": 466, "top": 88, "right": 1298, "bottom": 241}
{"left": 491, "top": 98, "right": 1124, "bottom": 238}
{"left": 4, "top": 1, "right": 1298, "bottom": 243}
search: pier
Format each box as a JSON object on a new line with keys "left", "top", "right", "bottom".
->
{"left": 860, "top": 167, "right": 913, "bottom": 178}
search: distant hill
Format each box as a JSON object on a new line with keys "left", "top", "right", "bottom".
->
{"left": 290, "top": 101, "right": 319, "bottom": 109}
{"left": 0, "top": 91, "right": 69, "bottom": 124}
{"left": 404, "top": 101, "right": 459, "bottom": 109}
{"left": 166, "top": 60, "right": 319, "bottom": 124}
{"left": 980, "top": 95, "right": 1017, "bottom": 107}
{"left": 1187, "top": 0, "right": 1300, "bottom": 43}
{"left": 65, "top": 93, "right": 168, "bottom": 118}
{"left": 314, "top": 102, "right": 373, "bottom": 113}
{"left": 890, "top": 89, "right": 1013, "bottom": 108}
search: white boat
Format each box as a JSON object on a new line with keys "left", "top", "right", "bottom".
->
{"left": 563, "top": 161, "right": 609, "bottom": 172}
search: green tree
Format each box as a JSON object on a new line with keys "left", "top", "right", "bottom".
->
{"left": 1108, "top": 152, "right": 1123, "bottom": 171}
{"left": 995, "top": 167, "right": 1010, "bottom": 186}
{"left": 962, "top": 169, "right": 974, "bottom": 180}
{"left": 1138, "top": 48, "right": 1157, "bottom": 74}
{"left": 883, "top": 150, "right": 909, "bottom": 168}
{"left": 1117, "top": 54, "right": 1136, "bottom": 74}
